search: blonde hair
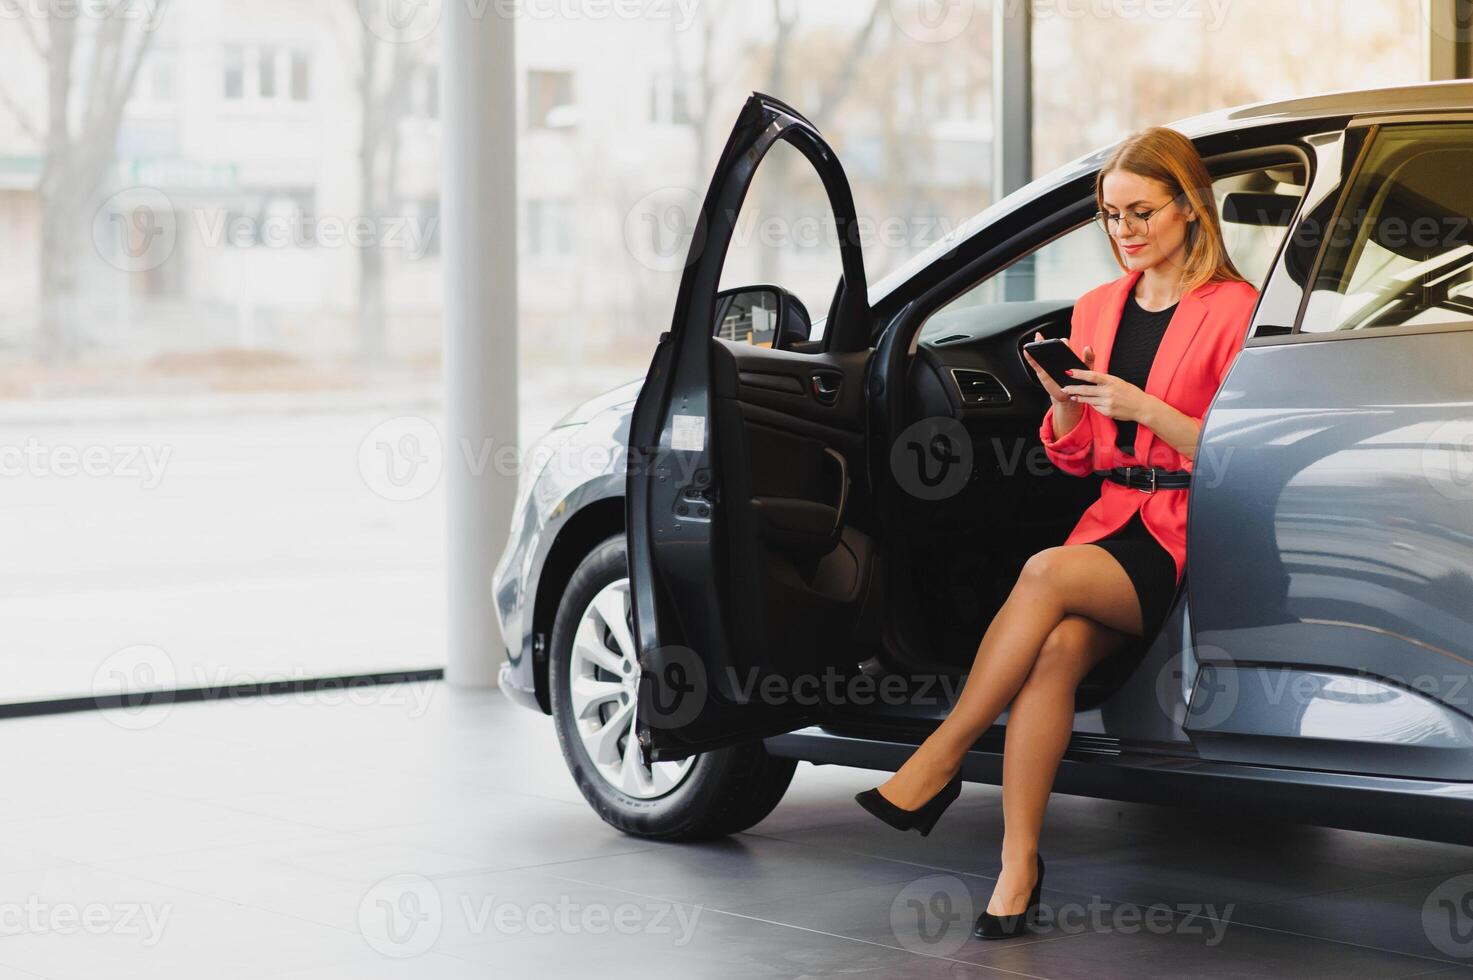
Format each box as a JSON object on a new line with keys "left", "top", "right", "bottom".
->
{"left": 1095, "top": 126, "right": 1246, "bottom": 294}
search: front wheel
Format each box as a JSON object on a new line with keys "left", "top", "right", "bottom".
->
{"left": 548, "top": 534, "right": 797, "bottom": 841}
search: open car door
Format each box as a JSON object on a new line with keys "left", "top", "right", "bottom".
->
{"left": 628, "top": 93, "right": 877, "bottom": 763}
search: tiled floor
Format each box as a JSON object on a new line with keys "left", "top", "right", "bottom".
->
{"left": 3, "top": 680, "right": 1473, "bottom": 978}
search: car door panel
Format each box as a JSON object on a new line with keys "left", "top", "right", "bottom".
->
{"left": 628, "top": 94, "right": 877, "bottom": 762}
{"left": 1186, "top": 119, "right": 1473, "bottom": 780}
{"left": 717, "top": 342, "right": 870, "bottom": 426}
{"left": 1187, "top": 330, "right": 1473, "bottom": 779}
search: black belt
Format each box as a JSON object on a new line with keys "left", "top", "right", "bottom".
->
{"left": 1096, "top": 465, "right": 1191, "bottom": 493}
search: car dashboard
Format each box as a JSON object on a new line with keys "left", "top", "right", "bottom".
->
{"left": 905, "top": 299, "right": 1076, "bottom": 428}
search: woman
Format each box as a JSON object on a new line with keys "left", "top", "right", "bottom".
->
{"left": 854, "top": 126, "right": 1259, "bottom": 939}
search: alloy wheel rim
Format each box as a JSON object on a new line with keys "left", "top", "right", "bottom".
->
{"left": 567, "top": 577, "right": 695, "bottom": 799}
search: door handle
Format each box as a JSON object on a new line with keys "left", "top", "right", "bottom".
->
{"left": 822, "top": 447, "right": 848, "bottom": 536}
{"left": 810, "top": 371, "right": 843, "bottom": 405}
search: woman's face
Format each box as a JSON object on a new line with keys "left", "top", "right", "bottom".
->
{"left": 1099, "top": 170, "right": 1197, "bottom": 273}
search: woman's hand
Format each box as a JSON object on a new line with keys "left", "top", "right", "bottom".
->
{"left": 1060, "top": 367, "right": 1152, "bottom": 422}
{"left": 1022, "top": 330, "right": 1094, "bottom": 405}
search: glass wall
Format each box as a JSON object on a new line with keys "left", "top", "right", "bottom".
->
{"left": 1032, "top": 0, "right": 1429, "bottom": 175}
{"left": 1, "top": 1, "right": 444, "bottom": 700}
{"left": 0, "top": 0, "right": 1434, "bottom": 702}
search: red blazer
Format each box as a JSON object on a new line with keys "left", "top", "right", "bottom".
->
{"left": 1038, "top": 267, "right": 1258, "bottom": 582}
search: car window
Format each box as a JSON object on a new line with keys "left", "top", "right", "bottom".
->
{"left": 716, "top": 140, "right": 842, "bottom": 352}
{"left": 1213, "top": 164, "right": 1308, "bottom": 288}
{"left": 918, "top": 218, "right": 1118, "bottom": 340}
{"left": 1300, "top": 122, "right": 1473, "bottom": 333}
{"left": 918, "top": 162, "right": 1306, "bottom": 343}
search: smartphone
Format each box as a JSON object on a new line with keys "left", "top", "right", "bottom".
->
{"left": 1022, "top": 338, "right": 1088, "bottom": 389}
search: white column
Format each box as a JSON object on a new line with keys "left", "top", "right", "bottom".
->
{"left": 993, "top": 0, "right": 1033, "bottom": 303}
{"left": 992, "top": 0, "right": 1032, "bottom": 202}
{"left": 442, "top": 3, "right": 517, "bottom": 687}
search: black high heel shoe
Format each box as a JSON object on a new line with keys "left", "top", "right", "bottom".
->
{"left": 853, "top": 771, "right": 963, "bottom": 837}
{"left": 973, "top": 854, "right": 1045, "bottom": 940}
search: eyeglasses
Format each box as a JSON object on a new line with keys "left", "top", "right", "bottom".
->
{"left": 1095, "top": 194, "right": 1182, "bottom": 237}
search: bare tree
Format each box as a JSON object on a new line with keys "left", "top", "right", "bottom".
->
{"left": 752, "top": 0, "right": 889, "bottom": 284}
{"left": 0, "top": 1, "right": 160, "bottom": 363}
{"left": 659, "top": 1, "right": 891, "bottom": 300}
{"left": 666, "top": 2, "right": 731, "bottom": 177}
{"left": 333, "top": 0, "right": 427, "bottom": 363}
{"left": 671, "top": 1, "right": 888, "bottom": 194}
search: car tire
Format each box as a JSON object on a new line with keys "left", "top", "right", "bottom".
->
{"left": 549, "top": 533, "right": 797, "bottom": 841}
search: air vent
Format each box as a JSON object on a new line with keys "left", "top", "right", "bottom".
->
{"left": 932, "top": 333, "right": 970, "bottom": 345}
{"left": 949, "top": 368, "right": 1011, "bottom": 406}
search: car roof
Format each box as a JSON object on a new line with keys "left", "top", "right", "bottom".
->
{"left": 867, "top": 80, "right": 1473, "bottom": 304}
{"left": 1171, "top": 78, "right": 1473, "bottom": 136}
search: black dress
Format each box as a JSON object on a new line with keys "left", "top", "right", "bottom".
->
{"left": 1085, "top": 289, "right": 1183, "bottom": 639}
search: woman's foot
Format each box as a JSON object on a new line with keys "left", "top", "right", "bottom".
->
{"left": 876, "top": 743, "right": 961, "bottom": 812}
{"left": 986, "top": 851, "right": 1041, "bottom": 916}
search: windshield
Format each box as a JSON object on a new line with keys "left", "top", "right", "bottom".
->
{"left": 865, "top": 152, "right": 1103, "bottom": 307}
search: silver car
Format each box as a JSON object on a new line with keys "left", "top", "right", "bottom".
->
{"left": 493, "top": 82, "right": 1473, "bottom": 844}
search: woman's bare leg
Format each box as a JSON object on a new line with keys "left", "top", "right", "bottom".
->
{"left": 875, "top": 544, "right": 1142, "bottom": 811}
{"left": 987, "top": 613, "right": 1130, "bottom": 916}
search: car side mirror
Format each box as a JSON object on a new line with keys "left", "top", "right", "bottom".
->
{"left": 713, "top": 285, "right": 811, "bottom": 351}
